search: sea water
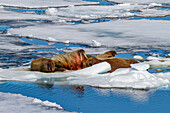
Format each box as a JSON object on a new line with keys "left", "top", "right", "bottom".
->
{"left": 0, "top": 0, "right": 170, "bottom": 112}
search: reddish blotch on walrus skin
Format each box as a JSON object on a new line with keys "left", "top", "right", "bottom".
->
{"left": 51, "top": 49, "right": 88, "bottom": 70}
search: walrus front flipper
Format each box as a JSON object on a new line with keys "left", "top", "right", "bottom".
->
{"left": 96, "top": 50, "right": 117, "bottom": 60}
{"left": 31, "top": 58, "right": 56, "bottom": 72}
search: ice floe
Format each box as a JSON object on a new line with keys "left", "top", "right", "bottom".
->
{"left": 135, "top": 9, "right": 170, "bottom": 17}
{"left": 145, "top": 57, "right": 170, "bottom": 67}
{"left": 45, "top": 4, "right": 148, "bottom": 20}
{"left": 0, "top": 0, "right": 98, "bottom": 8}
{"left": 0, "top": 61, "right": 169, "bottom": 89}
{"left": 0, "top": 6, "right": 69, "bottom": 22}
{"left": 107, "top": 0, "right": 170, "bottom": 4}
{"left": 8, "top": 20, "right": 170, "bottom": 51}
{"left": 68, "top": 62, "right": 170, "bottom": 89}
{"left": 0, "top": 92, "right": 72, "bottom": 113}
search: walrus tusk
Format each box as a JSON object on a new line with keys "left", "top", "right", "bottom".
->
{"left": 83, "top": 52, "right": 88, "bottom": 60}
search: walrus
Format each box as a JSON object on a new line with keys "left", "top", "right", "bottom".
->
{"left": 96, "top": 50, "right": 117, "bottom": 60}
{"left": 105, "top": 57, "right": 139, "bottom": 73}
{"left": 51, "top": 49, "right": 88, "bottom": 70}
{"left": 31, "top": 58, "right": 56, "bottom": 72}
{"left": 31, "top": 58, "right": 67, "bottom": 72}
{"left": 81, "top": 56, "right": 139, "bottom": 73}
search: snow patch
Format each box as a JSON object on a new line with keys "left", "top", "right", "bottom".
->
{"left": 0, "top": 92, "right": 71, "bottom": 113}
{"left": 68, "top": 63, "right": 170, "bottom": 89}
{"left": 8, "top": 20, "right": 170, "bottom": 50}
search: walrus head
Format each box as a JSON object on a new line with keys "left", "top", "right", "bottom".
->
{"left": 51, "top": 49, "right": 88, "bottom": 70}
{"left": 96, "top": 50, "right": 117, "bottom": 60}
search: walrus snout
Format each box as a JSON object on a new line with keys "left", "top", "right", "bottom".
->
{"left": 77, "top": 49, "right": 88, "bottom": 60}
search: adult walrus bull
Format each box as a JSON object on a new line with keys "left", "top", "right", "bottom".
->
{"left": 51, "top": 49, "right": 88, "bottom": 70}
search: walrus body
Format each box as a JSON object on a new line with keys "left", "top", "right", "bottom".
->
{"left": 81, "top": 56, "right": 139, "bottom": 73}
{"left": 31, "top": 58, "right": 56, "bottom": 72}
{"left": 51, "top": 49, "right": 87, "bottom": 70}
{"left": 105, "top": 57, "right": 139, "bottom": 73}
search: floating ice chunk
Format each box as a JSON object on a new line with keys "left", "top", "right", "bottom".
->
{"left": 133, "top": 49, "right": 150, "bottom": 53}
{"left": 168, "top": 54, "right": 170, "bottom": 57}
{"left": 146, "top": 56, "right": 159, "bottom": 61}
{"left": 136, "top": 9, "right": 170, "bottom": 17}
{"left": 133, "top": 55, "right": 144, "bottom": 60}
{"left": 131, "top": 63, "right": 150, "bottom": 71}
{"left": 70, "top": 62, "right": 111, "bottom": 75}
{"left": 46, "top": 8, "right": 58, "bottom": 16}
{"left": 48, "top": 37, "right": 56, "bottom": 41}
{"left": 145, "top": 56, "right": 170, "bottom": 67}
{"left": 145, "top": 59, "right": 170, "bottom": 67}
{"left": 91, "top": 40, "right": 101, "bottom": 47}
{"left": 64, "top": 40, "right": 70, "bottom": 44}
{"left": 0, "top": 92, "right": 71, "bottom": 113}
{"left": 149, "top": 3, "right": 162, "bottom": 7}
{"left": 33, "top": 98, "right": 63, "bottom": 110}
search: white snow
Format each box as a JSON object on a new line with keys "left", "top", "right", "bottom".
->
{"left": 135, "top": 9, "right": 170, "bottom": 17}
{"left": 133, "top": 55, "right": 144, "bottom": 60}
{"left": 145, "top": 57, "right": 170, "bottom": 67}
{"left": 70, "top": 62, "right": 111, "bottom": 75}
{"left": 0, "top": 92, "right": 72, "bottom": 113}
{"left": 91, "top": 40, "right": 101, "bottom": 47}
{"left": 68, "top": 63, "right": 170, "bottom": 89}
{"left": 133, "top": 55, "right": 170, "bottom": 67}
{"left": 8, "top": 20, "right": 170, "bottom": 50}
{"left": 0, "top": 35, "right": 55, "bottom": 51}
{"left": 0, "top": 0, "right": 98, "bottom": 8}
{"left": 45, "top": 4, "right": 148, "bottom": 20}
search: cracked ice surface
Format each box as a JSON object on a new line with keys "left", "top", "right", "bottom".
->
{"left": 0, "top": 0, "right": 98, "bottom": 8}
{"left": 107, "top": 0, "right": 170, "bottom": 4}
{"left": 8, "top": 20, "right": 170, "bottom": 51}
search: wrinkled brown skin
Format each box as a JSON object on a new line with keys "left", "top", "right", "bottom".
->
{"left": 51, "top": 49, "right": 88, "bottom": 70}
{"left": 31, "top": 58, "right": 67, "bottom": 72}
{"left": 81, "top": 55, "right": 102, "bottom": 69}
{"left": 105, "top": 57, "right": 139, "bottom": 73}
{"left": 31, "top": 58, "right": 56, "bottom": 72}
{"left": 96, "top": 50, "right": 117, "bottom": 60}
{"left": 82, "top": 56, "right": 139, "bottom": 73}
